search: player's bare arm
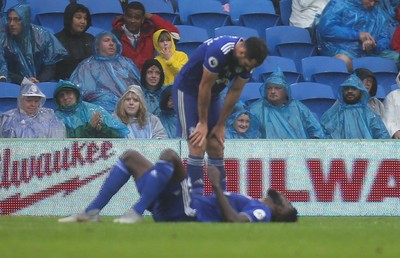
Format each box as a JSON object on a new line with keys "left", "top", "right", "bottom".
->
{"left": 190, "top": 67, "right": 218, "bottom": 147}
{"left": 208, "top": 166, "right": 250, "bottom": 223}
{"left": 211, "top": 76, "right": 248, "bottom": 145}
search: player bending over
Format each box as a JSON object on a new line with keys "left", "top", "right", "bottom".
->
{"left": 59, "top": 149, "right": 298, "bottom": 223}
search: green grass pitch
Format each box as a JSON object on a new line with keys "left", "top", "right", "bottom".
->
{"left": 0, "top": 216, "right": 399, "bottom": 258}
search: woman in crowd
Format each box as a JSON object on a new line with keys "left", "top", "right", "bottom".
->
{"left": 54, "top": 80, "right": 129, "bottom": 138}
{"left": 70, "top": 31, "right": 141, "bottom": 113}
{"left": 140, "top": 58, "right": 165, "bottom": 116}
{"left": 0, "top": 78, "right": 66, "bottom": 138}
{"left": 225, "top": 109, "right": 261, "bottom": 139}
{"left": 55, "top": 1, "right": 94, "bottom": 80}
{"left": 115, "top": 85, "right": 168, "bottom": 139}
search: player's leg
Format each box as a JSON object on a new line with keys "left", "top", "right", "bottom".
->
{"left": 114, "top": 149, "right": 183, "bottom": 223}
{"left": 58, "top": 150, "right": 152, "bottom": 223}
{"left": 206, "top": 98, "right": 227, "bottom": 191}
{"left": 174, "top": 88, "right": 206, "bottom": 196}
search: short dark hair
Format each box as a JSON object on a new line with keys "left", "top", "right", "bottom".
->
{"left": 245, "top": 37, "right": 268, "bottom": 66}
{"left": 125, "top": 1, "right": 145, "bottom": 16}
{"left": 271, "top": 207, "right": 298, "bottom": 222}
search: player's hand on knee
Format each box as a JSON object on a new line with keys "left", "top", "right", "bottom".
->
{"left": 189, "top": 123, "right": 208, "bottom": 147}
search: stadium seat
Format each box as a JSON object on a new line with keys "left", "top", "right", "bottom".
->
{"left": 352, "top": 57, "right": 399, "bottom": 94}
{"left": 86, "top": 26, "right": 105, "bottom": 36}
{"left": 214, "top": 26, "right": 259, "bottom": 39}
{"left": 229, "top": 0, "right": 280, "bottom": 39}
{"left": 178, "top": 0, "right": 230, "bottom": 37}
{"left": 279, "top": 0, "right": 292, "bottom": 26}
{"left": 290, "top": 82, "right": 336, "bottom": 119}
{"left": 135, "top": 0, "right": 179, "bottom": 24}
{"left": 36, "top": 82, "right": 58, "bottom": 109}
{"left": 375, "top": 84, "right": 388, "bottom": 101}
{"left": 301, "top": 56, "right": 350, "bottom": 92}
{"left": 391, "top": 83, "right": 399, "bottom": 91}
{"left": 31, "top": 0, "right": 69, "bottom": 32}
{"left": 79, "top": 0, "right": 122, "bottom": 31}
{"left": 265, "top": 26, "right": 317, "bottom": 71}
{"left": 4, "top": 0, "right": 21, "bottom": 11}
{"left": 255, "top": 56, "right": 301, "bottom": 84}
{"left": 175, "top": 25, "right": 208, "bottom": 57}
{"left": 239, "top": 82, "right": 263, "bottom": 105}
{"left": 0, "top": 82, "right": 20, "bottom": 114}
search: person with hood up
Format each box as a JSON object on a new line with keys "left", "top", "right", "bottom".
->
{"left": 153, "top": 29, "right": 188, "bottom": 86}
{"left": 140, "top": 58, "right": 165, "bottom": 116}
{"left": 69, "top": 31, "right": 141, "bottom": 113}
{"left": 382, "top": 74, "right": 400, "bottom": 139}
{"left": 2, "top": 3, "right": 68, "bottom": 84}
{"left": 225, "top": 109, "right": 261, "bottom": 139}
{"left": 158, "top": 85, "right": 178, "bottom": 138}
{"left": 0, "top": 78, "right": 66, "bottom": 138}
{"left": 248, "top": 68, "right": 325, "bottom": 139}
{"left": 354, "top": 68, "right": 384, "bottom": 117}
{"left": 112, "top": 1, "right": 179, "bottom": 70}
{"left": 55, "top": 1, "right": 94, "bottom": 80}
{"left": 54, "top": 80, "right": 129, "bottom": 138}
{"left": 320, "top": 74, "right": 390, "bottom": 139}
{"left": 115, "top": 85, "right": 168, "bottom": 139}
{"left": 316, "top": 0, "right": 399, "bottom": 72}
{"left": 0, "top": 0, "right": 7, "bottom": 82}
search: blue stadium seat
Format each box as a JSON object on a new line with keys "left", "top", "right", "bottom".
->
{"left": 0, "top": 82, "right": 20, "bottom": 114}
{"left": 178, "top": 0, "right": 230, "bottom": 37}
{"left": 214, "top": 26, "right": 259, "bottom": 39}
{"left": 240, "top": 82, "right": 263, "bottom": 105}
{"left": 4, "top": 0, "right": 21, "bottom": 11}
{"left": 391, "top": 83, "right": 399, "bottom": 91}
{"left": 301, "top": 56, "right": 350, "bottom": 93}
{"left": 279, "top": 0, "right": 292, "bottom": 25}
{"left": 31, "top": 0, "right": 69, "bottom": 32}
{"left": 255, "top": 56, "right": 301, "bottom": 84}
{"left": 135, "top": 0, "right": 179, "bottom": 24}
{"left": 352, "top": 57, "right": 399, "bottom": 95}
{"left": 37, "top": 82, "right": 58, "bottom": 109}
{"left": 175, "top": 25, "right": 208, "bottom": 57}
{"left": 230, "top": 0, "right": 280, "bottom": 39}
{"left": 265, "top": 26, "right": 317, "bottom": 71}
{"left": 86, "top": 26, "right": 105, "bottom": 36}
{"left": 79, "top": 0, "right": 122, "bottom": 31}
{"left": 290, "top": 82, "right": 336, "bottom": 119}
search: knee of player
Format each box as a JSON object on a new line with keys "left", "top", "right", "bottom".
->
{"left": 159, "top": 148, "right": 180, "bottom": 162}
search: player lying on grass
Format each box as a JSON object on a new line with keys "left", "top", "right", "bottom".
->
{"left": 59, "top": 149, "right": 298, "bottom": 223}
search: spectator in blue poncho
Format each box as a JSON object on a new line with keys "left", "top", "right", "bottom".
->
{"left": 320, "top": 74, "right": 390, "bottom": 139}
{"left": 225, "top": 109, "right": 261, "bottom": 139}
{"left": 248, "top": 68, "right": 325, "bottom": 139}
{"left": 0, "top": 78, "right": 66, "bottom": 138}
{"left": 69, "top": 31, "right": 141, "bottom": 113}
{"left": 2, "top": 3, "right": 68, "bottom": 84}
{"left": 158, "top": 84, "right": 178, "bottom": 138}
{"left": 316, "top": 0, "right": 399, "bottom": 72}
{"left": 140, "top": 58, "right": 165, "bottom": 116}
{"left": 54, "top": 80, "right": 129, "bottom": 138}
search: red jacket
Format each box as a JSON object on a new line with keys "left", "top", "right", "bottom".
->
{"left": 112, "top": 14, "right": 179, "bottom": 71}
{"left": 392, "top": 7, "right": 400, "bottom": 52}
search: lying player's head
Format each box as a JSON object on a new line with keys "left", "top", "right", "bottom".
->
{"left": 264, "top": 189, "right": 298, "bottom": 222}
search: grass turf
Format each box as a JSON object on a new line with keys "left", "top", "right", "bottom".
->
{"left": 0, "top": 216, "right": 399, "bottom": 258}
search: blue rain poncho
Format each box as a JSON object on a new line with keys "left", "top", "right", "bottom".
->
{"left": 0, "top": 78, "right": 66, "bottom": 138}
{"left": 54, "top": 80, "right": 129, "bottom": 138}
{"left": 158, "top": 85, "right": 178, "bottom": 138}
{"left": 140, "top": 59, "right": 165, "bottom": 116}
{"left": 2, "top": 4, "right": 68, "bottom": 84}
{"left": 316, "top": 0, "right": 399, "bottom": 61}
{"left": 320, "top": 74, "right": 390, "bottom": 139}
{"left": 248, "top": 68, "right": 325, "bottom": 139}
{"left": 226, "top": 109, "right": 261, "bottom": 139}
{"left": 0, "top": 0, "right": 7, "bottom": 79}
{"left": 69, "top": 31, "right": 141, "bottom": 113}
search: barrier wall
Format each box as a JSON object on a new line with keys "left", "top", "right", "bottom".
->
{"left": 0, "top": 139, "right": 399, "bottom": 216}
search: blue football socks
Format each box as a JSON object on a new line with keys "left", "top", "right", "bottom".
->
{"left": 187, "top": 155, "right": 204, "bottom": 197}
{"left": 85, "top": 159, "right": 130, "bottom": 213}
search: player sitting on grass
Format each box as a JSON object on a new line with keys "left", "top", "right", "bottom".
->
{"left": 59, "top": 149, "right": 298, "bottom": 223}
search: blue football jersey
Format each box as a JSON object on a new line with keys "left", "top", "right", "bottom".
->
{"left": 174, "top": 36, "right": 251, "bottom": 97}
